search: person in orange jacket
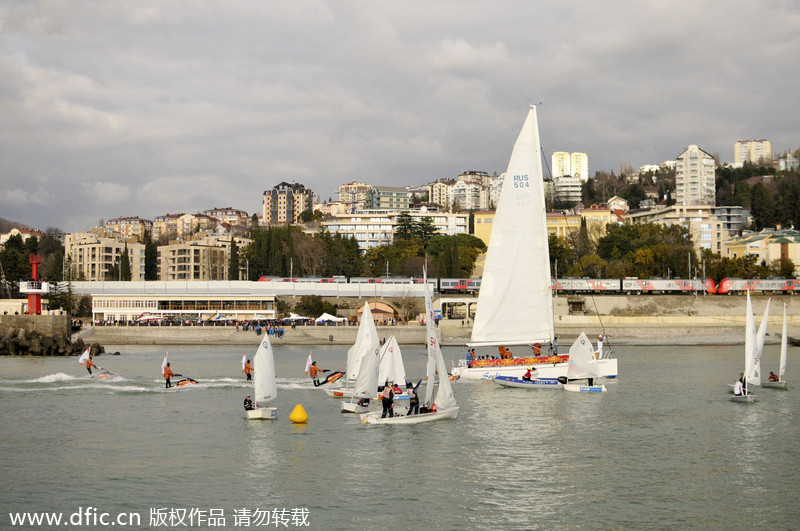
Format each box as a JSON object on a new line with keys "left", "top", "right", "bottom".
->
{"left": 308, "top": 361, "right": 328, "bottom": 387}
{"left": 163, "top": 362, "right": 175, "bottom": 388}
{"left": 243, "top": 359, "right": 253, "bottom": 381}
{"left": 85, "top": 355, "right": 97, "bottom": 375}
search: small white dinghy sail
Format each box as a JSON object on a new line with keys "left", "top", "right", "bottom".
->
{"left": 763, "top": 303, "right": 789, "bottom": 389}
{"left": 563, "top": 332, "right": 606, "bottom": 393}
{"left": 247, "top": 336, "right": 278, "bottom": 419}
{"left": 378, "top": 336, "right": 407, "bottom": 389}
{"left": 325, "top": 302, "right": 378, "bottom": 398}
{"left": 732, "top": 291, "right": 758, "bottom": 403}
{"left": 341, "top": 339, "right": 380, "bottom": 413}
{"left": 361, "top": 282, "right": 458, "bottom": 425}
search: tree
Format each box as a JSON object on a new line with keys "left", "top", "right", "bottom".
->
{"left": 143, "top": 231, "right": 158, "bottom": 280}
{"left": 120, "top": 244, "right": 132, "bottom": 281}
{"left": 750, "top": 182, "right": 777, "bottom": 230}
{"left": 228, "top": 238, "right": 240, "bottom": 280}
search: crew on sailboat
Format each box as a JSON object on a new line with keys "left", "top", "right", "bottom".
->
{"left": 768, "top": 371, "right": 779, "bottom": 382}
{"left": 733, "top": 377, "right": 744, "bottom": 396}
{"left": 595, "top": 335, "right": 605, "bottom": 359}
{"left": 381, "top": 381, "right": 395, "bottom": 418}
{"left": 243, "top": 395, "right": 255, "bottom": 411}
{"left": 406, "top": 380, "right": 421, "bottom": 415}
{"left": 466, "top": 349, "right": 475, "bottom": 367}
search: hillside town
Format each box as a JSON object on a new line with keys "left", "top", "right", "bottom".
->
{"left": 2, "top": 138, "right": 799, "bottom": 286}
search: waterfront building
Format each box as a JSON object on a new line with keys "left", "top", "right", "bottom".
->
{"left": 734, "top": 139, "right": 773, "bottom": 165}
{"left": 675, "top": 145, "right": 716, "bottom": 206}
{"left": 365, "top": 186, "right": 409, "bottom": 211}
{"left": 322, "top": 209, "right": 468, "bottom": 252}
{"left": 724, "top": 229, "right": 800, "bottom": 276}
{"left": 75, "top": 281, "right": 277, "bottom": 323}
{"left": 626, "top": 204, "right": 727, "bottom": 253}
{"left": 262, "top": 182, "right": 314, "bottom": 225}
{"left": 65, "top": 233, "right": 146, "bottom": 281}
{"left": 105, "top": 217, "right": 152, "bottom": 241}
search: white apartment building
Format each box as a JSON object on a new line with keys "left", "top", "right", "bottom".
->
{"left": 552, "top": 152, "right": 571, "bottom": 178}
{"left": 322, "top": 210, "right": 469, "bottom": 252}
{"left": 152, "top": 213, "right": 218, "bottom": 241}
{"left": 675, "top": 145, "right": 716, "bottom": 206}
{"left": 451, "top": 180, "right": 486, "bottom": 211}
{"left": 734, "top": 139, "right": 773, "bottom": 165}
{"left": 65, "top": 233, "right": 146, "bottom": 281}
{"left": 570, "top": 152, "right": 589, "bottom": 181}
{"left": 552, "top": 176, "right": 583, "bottom": 205}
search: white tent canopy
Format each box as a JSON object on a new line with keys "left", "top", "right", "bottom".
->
{"left": 315, "top": 312, "right": 346, "bottom": 323}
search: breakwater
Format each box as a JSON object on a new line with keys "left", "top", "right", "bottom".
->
{"left": 0, "top": 314, "right": 102, "bottom": 356}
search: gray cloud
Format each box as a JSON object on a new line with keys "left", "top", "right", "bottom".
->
{"left": 1, "top": 1, "right": 798, "bottom": 231}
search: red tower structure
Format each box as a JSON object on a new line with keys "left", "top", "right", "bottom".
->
{"left": 19, "top": 254, "right": 48, "bottom": 315}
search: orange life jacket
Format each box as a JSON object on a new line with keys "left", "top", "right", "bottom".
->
{"left": 244, "top": 363, "right": 252, "bottom": 375}
{"left": 309, "top": 365, "right": 321, "bottom": 378}
{"left": 163, "top": 366, "right": 174, "bottom": 379}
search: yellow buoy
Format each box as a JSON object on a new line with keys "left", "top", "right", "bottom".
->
{"left": 289, "top": 404, "right": 308, "bottom": 424}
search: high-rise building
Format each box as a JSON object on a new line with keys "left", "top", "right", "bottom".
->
{"left": 734, "top": 139, "right": 773, "bottom": 165}
{"left": 675, "top": 145, "right": 716, "bottom": 206}
{"left": 570, "top": 152, "right": 589, "bottom": 181}
{"left": 552, "top": 152, "right": 571, "bottom": 178}
{"left": 262, "top": 182, "right": 314, "bottom": 225}
{"left": 337, "top": 181, "right": 373, "bottom": 212}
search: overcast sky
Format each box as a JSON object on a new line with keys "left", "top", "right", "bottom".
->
{"left": 2, "top": 1, "right": 799, "bottom": 232}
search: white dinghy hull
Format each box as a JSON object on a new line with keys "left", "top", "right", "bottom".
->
{"left": 246, "top": 407, "right": 277, "bottom": 420}
{"left": 492, "top": 376, "right": 562, "bottom": 389}
{"left": 761, "top": 381, "right": 788, "bottom": 389}
{"left": 361, "top": 407, "right": 458, "bottom": 425}
{"left": 563, "top": 383, "right": 606, "bottom": 393}
{"left": 730, "top": 394, "right": 758, "bottom": 403}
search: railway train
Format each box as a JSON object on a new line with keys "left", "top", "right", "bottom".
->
{"left": 258, "top": 276, "right": 799, "bottom": 295}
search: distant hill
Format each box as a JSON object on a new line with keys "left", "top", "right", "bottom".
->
{"left": 0, "top": 217, "right": 32, "bottom": 233}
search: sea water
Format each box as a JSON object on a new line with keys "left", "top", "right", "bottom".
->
{"left": 0, "top": 343, "right": 798, "bottom": 530}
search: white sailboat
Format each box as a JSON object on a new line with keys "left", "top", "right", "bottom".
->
{"left": 748, "top": 297, "right": 770, "bottom": 388}
{"left": 325, "top": 302, "right": 379, "bottom": 399}
{"left": 341, "top": 337, "right": 380, "bottom": 413}
{"left": 451, "top": 106, "right": 617, "bottom": 381}
{"left": 563, "top": 332, "right": 606, "bottom": 392}
{"left": 361, "top": 282, "right": 458, "bottom": 425}
{"left": 377, "top": 335, "right": 411, "bottom": 400}
{"left": 731, "top": 291, "right": 758, "bottom": 403}
{"left": 762, "top": 303, "right": 789, "bottom": 389}
{"left": 246, "top": 336, "right": 278, "bottom": 419}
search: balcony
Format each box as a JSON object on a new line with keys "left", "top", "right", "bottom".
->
{"left": 19, "top": 281, "right": 50, "bottom": 295}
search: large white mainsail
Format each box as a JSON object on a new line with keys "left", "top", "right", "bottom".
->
{"left": 749, "top": 297, "right": 770, "bottom": 386}
{"left": 470, "top": 106, "right": 554, "bottom": 347}
{"left": 345, "top": 303, "right": 378, "bottom": 382}
{"left": 352, "top": 342, "right": 379, "bottom": 399}
{"left": 253, "top": 336, "right": 277, "bottom": 405}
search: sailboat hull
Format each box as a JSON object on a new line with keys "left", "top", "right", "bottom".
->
{"left": 341, "top": 400, "right": 369, "bottom": 413}
{"left": 492, "top": 376, "right": 562, "bottom": 389}
{"left": 246, "top": 407, "right": 277, "bottom": 420}
{"left": 563, "top": 383, "right": 606, "bottom": 393}
{"left": 761, "top": 381, "right": 788, "bottom": 389}
{"left": 360, "top": 407, "right": 458, "bottom": 425}
{"left": 454, "top": 358, "right": 617, "bottom": 381}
